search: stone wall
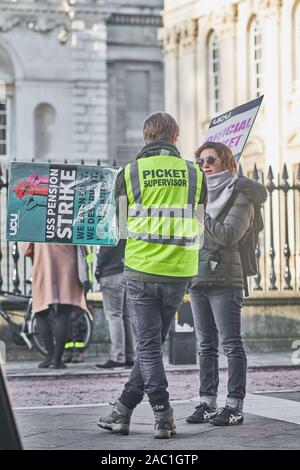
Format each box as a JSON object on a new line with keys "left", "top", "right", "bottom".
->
{"left": 242, "top": 294, "right": 300, "bottom": 352}
{"left": 0, "top": 0, "right": 164, "bottom": 166}
{"left": 106, "top": 1, "right": 164, "bottom": 166}
{"left": 72, "top": 17, "right": 108, "bottom": 164}
{"left": 1, "top": 293, "right": 300, "bottom": 360}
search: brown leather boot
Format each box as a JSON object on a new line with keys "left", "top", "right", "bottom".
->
{"left": 154, "top": 407, "right": 176, "bottom": 439}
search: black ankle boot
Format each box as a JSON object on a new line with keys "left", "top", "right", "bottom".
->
{"left": 38, "top": 357, "right": 54, "bottom": 368}
{"left": 53, "top": 362, "right": 67, "bottom": 369}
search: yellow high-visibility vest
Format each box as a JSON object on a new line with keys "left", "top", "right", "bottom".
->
{"left": 124, "top": 155, "right": 203, "bottom": 277}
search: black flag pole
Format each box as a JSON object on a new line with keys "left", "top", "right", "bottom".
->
{"left": 0, "top": 361, "right": 22, "bottom": 450}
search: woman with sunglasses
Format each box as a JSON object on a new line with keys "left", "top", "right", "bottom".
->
{"left": 186, "top": 141, "right": 267, "bottom": 426}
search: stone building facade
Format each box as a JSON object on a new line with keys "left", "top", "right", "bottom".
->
{"left": 162, "top": 0, "right": 300, "bottom": 298}
{"left": 107, "top": 1, "right": 164, "bottom": 166}
{"left": 162, "top": 0, "right": 300, "bottom": 178}
{"left": 0, "top": 0, "right": 163, "bottom": 167}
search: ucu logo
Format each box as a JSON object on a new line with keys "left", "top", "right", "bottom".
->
{"left": 9, "top": 213, "right": 18, "bottom": 236}
{"left": 212, "top": 112, "right": 232, "bottom": 125}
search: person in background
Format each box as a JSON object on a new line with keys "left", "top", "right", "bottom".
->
{"left": 95, "top": 239, "right": 135, "bottom": 369}
{"left": 22, "top": 243, "right": 88, "bottom": 369}
{"left": 63, "top": 247, "right": 94, "bottom": 363}
{"left": 63, "top": 307, "right": 88, "bottom": 363}
{"left": 186, "top": 142, "right": 267, "bottom": 426}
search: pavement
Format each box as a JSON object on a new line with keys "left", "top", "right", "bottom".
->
{"left": 2, "top": 351, "right": 300, "bottom": 451}
{"left": 3, "top": 350, "right": 298, "bottom": 378}
{"left": 14, "top": 392, "right": 300, "bottom": 450}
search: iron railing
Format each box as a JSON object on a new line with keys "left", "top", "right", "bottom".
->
{"left": 0, "top": 161, "right": 299, "bottom": 295}
{"left": 243, "top": 163, "right": 300, "bottom": 292}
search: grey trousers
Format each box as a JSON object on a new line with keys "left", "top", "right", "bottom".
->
{"left": 189, "top": 286, "right": 247, "bottom": 410}
{"left": 100, "top": 272, "right": 135, "bottom": 364}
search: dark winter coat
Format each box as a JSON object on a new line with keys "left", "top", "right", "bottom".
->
{"left": 95, "top": 239, "right": 126, "bottom": 279}
{"left": 191, "top": 176, "right": 267, "bottom": 289}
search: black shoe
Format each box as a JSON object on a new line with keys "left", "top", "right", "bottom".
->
{"left": 95, "top": 360, "right": 125, "bottom": 369}
{"left": 186, "top": 403, "right": 217, "bottom": 424}
{"left": 38, "top": 357, "right": 54, "bottom": 369}
{"left": 209, "top": 406, "right": 244, "bottom": 426}
{"left": 62, "top": 350, "right": 73, "bottom": 363}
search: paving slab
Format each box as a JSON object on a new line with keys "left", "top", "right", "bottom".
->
{"left": 14, "top": 392, "right": 300, "bottom": 450}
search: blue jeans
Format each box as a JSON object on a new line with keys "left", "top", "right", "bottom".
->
{"left": 119, "top": 280, "right": 187, "bottom": 411}
{"left": 189, "top": 286, "right": 247, "bottom": 410}
{"left": 100, "top": 273, "right": 135, "bottom": 364}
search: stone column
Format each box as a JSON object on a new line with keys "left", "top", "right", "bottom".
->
{"left": 177, "top": 19, "right": 198, "bottom": 160}
{"left": 196, "top": 16, "right": 210, "bottom": 144}
{"left": 163, "top": 19, "right": 199, "bottom": 160}
{"left": 219, "top": 4, "right": 238, "bottom": 110}
{"left": 71, "top": 12, "right": 108, "bottom": 163}
{"left": 258, "top": 0, "right": 283, "bottom": 173}
{"left": 161, "top": 27, "right": 180, "bottom": 123}
{"left": 255, "top": 0, "right": 283, "bottom": 288}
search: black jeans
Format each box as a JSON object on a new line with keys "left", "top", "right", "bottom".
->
{"left": 36, "top": 304, "right": 71, "bottom": 365}
{"left": 119, "top": 280, "right": 187, "bottom": 411}
{"left": 189, "top": 286, "right": 247, "bottom": 410}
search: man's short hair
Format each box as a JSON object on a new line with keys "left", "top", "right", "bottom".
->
{"left": 143, "top": 112, "right": 179, "bottom": 143}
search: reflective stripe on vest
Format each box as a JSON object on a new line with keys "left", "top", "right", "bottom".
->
{"left": 86, "top": 247, "right": 93, "bottom": 283}
{"left": 124, "top": 155, "right": 203, "bottom": 277}
{"left": 64, "top": 341, "right": 85, "bottom": 349}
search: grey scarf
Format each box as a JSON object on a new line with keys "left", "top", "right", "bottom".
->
{"left": 206, "top": 170, "right": 238, "bottom": 219}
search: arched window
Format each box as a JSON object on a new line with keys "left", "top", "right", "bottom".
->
{"left": 249, "top": 18, "right": 263, "bottom": 98}
{"left": 34, "top": 103, "right": 56, "bottom": 159}
{"left": 207, "top": 32, "right": 221, "bottom": 116}
{"left": 294, "top": 2, "right": 300, "bottom": 84}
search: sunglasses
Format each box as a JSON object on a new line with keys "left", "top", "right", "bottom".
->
{"left": 197, "top": 155, "right": 217, "bottom": 167}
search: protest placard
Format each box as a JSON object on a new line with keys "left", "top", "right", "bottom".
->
{"left": 204, "top": 95, "right": 264, "bottom": 162}
{"left": 6, "top": 162, "right": 119, "bottom": 245}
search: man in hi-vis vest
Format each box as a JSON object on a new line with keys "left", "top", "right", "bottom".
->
{"left": 98, "top": 112, "right": 206, "bottom": 439}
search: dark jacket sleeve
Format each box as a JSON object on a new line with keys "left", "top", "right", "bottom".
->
{"left": 115, "top": 169, "right": 127, "bottom": 220}
{"left": 204, "top": 192, "right": 254, "bottom": 246}
{"left": 96, "top": 172, "right": 124, "bottom": 277}
{"left": 96, "top": 248, "right": 114, "bottom": 275}
{"left": 199, "top": 172, "right": 207, "bottom": 207}
{"left": 115, "top": 169, "right": 126, "bottom": 200}
{"left": 95, "top": 240, "right": 126, "bottom": 279}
